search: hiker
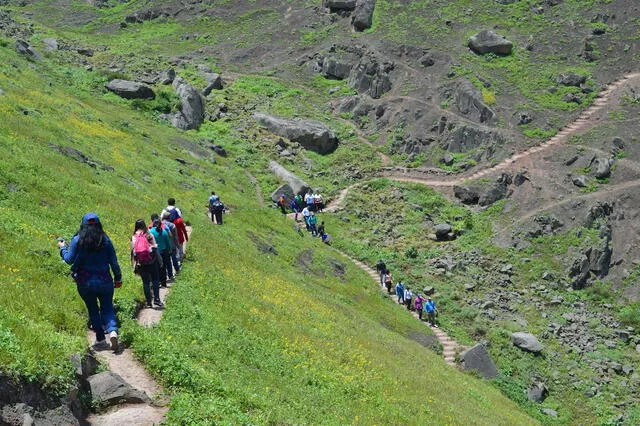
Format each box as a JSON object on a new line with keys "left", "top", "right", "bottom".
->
{"left": 58, "top": 213, "right": 122, "bottom": 351}
{"left": 151, "top": 213, "right": 177, "bottom": 280}
{"left": 305, "top": 190, "right": 314, "bottom": 212}
{"left": 290, "top": 197, "right": 301, "bottom": 221}
{"left": 425, "top": 296, "right": 438, "bottom": 327}
{"left": 162, "top": 197, "right": 182, "bottom": 223}
{"left": 150, "top": 218, "right": 172, "bottom": 287}
{"left": 317, "top": 221, "right": 325, "bottom": 238}
{"left": 375, "top": 260, "right": 386, "bottom": 286}
{"left": 308, "top": 211, "right": 318, "bottom": 236}
{"left": 132, "top": 219, "right": 162, "bottom": 308}
{"left": 302, "top": 206, "right": 311, "bottom": 231}
{"left": 161, "top": 211, "right": 180, "bottom": 275}
{"left": 209, "top": 193, "right": 225, "bottom": 225}
{"left": 404, "top": 287, "right": 413, "bottom": 310}
{"left": 414, "top": 293, "right": 425, "bottom": 320}
{"left": 383, "top": 270, "right": 393, "bottom": 294}
{"left": 321, "top": 232, "right": 332, "bottom": 244}
{"left": 395, "top": 280, "right": 405, "bottom": 304}
{"left": 313, "top": 193, "right": 324, "bottom": 212}
{"left": 277, "top": 194, "right": 287, "bottom": 215}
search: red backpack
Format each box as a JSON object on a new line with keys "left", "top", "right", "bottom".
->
{"left": 133, "top": 232, "right": 153, "bottom": 263}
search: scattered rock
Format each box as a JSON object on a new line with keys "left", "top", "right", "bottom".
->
{"left": 87, "top": 372, "right": 150, "bottom": 408}
{"left": 468, "top": 30, "right": 513, "bottom": 55}
{"left": 542, "top": 408, "right": 558, "bottom": 418}
{"left": 170, "top": 77, "right": 205, "bottom": 131}
{"left": 419, "top": 53, "right": 435, "bottom": 67}
{"left": 105, "top": 79, "right": 155, "bottom": 100}
{"left": 323, "top": 0, "right": 357, "bottom": 12}
{"left": 557, "top": 72, "right": 586, "bottom": 87}
{"left": 434, "top": 224, "right": 453, "bottom": 240}
{"left": 461, "top": 344, "right": 498, "bottom": 379}
{"left": 77, "top": 48, "right": 94, "bottom": 57}
{"left": 511, "top": 332, "right": 543, "bottom": 353}
{"left": 254, "top": 113, "right": 339, "bottom": 154}
{"left": 441, "top": 153, "right": 454, "bottom": 166}
{"left": 479, "top": 181, "right": 509, "bottom": 206}
{"left": 202, "top": 73, "right": 223, "bottom": 96}
{"left": 351, "top": 0, "right": 376, "bottom": 32}
{"left": 208, "top": 144, "right": 227, "bottom": 157}
{"left": 516, "top": 111, "right": 533, "bottom": 125}
{"left": 528, "top": 383, "right": 549, "bottom": 403}
{"left": 15, "top": 39, "right": 42, "bottom": 61}
{"left": 159, "top": 68, "right": 176, "bottom": 85}
{"left": 593, "top": 157, "right": 613, "bottom": 179}
{"left": 572, "top": 175, "right": 588, "bottom": 188}
{"left": 41, "top": 37, "right": 58, "bottom": 51}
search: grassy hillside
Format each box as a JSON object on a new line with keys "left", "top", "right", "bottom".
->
{"left": 0, "top": 40, "right": 536, "bottom": 424}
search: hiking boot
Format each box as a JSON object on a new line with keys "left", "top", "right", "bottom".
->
{"left": 109, "top": 331, "right": 119, "bottom": 351}
{"left": 92, "top": 339, "right": 109, "bottom": 351}
{"left": 154, "top": 300, "right": 164, "bottom": 308}
{"left": 145, "top": 301, "right": 153, "bottom": 308}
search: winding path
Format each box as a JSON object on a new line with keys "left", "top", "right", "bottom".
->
{"left": 87, "top": 228, "right": 192, "bottom": 425}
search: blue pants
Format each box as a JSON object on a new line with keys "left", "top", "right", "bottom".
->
{"left": 171, "top": 249, "right": 180, "bottom": 274}
{"left": 77, "top": 280, "right": 117, "bottom": 342}
{"left": 160, "top": 249, "right": 173, "bottom": 281}
{"left": 140, "top": 263, "right": 160, "bottom": 303}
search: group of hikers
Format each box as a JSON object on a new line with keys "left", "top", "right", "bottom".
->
{"left": 57, "top": 198, "right": 190, "bottom": 352}
{"left": 376, "top": 260, "right": 439, "bottom": 327}
{"left": 277, "top": 190, "right": 331, "bottom": 243}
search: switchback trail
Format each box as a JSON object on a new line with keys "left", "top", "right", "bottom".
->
{"left": 87, "top": 228, "right": 192, "bottom": 425}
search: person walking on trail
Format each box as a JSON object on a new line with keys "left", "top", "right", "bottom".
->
{"left": 404, "top": 287, "right": 413, "bottom": 311}
{"left": 161, "top": 212, "right": 180, "bottom": 276}
{"left": 305, "top": 190, "right": 314, "bottom": 212}
{"left": 58, "top": 213, "right": 122, "bottom": 351}
{"left": 383, "top": 270, "right": 393, "bottom": 294}
{"left": 277, "top": 194, "right": 287, "bottom": 215}
{"left": 290, "top": 197, "right": 301, "bottom": 221}
{"left": 425, "top": 296, "right": 438, "bottom": 327}
{"left": 132, "top": 219, "right": 163, "bottom": 308}
{"left": 150, "top": 218, "right": 172, "bottom": 287}
{"left": 308, "top": 212, "right": 318, "bottom": 236}
{"left": 163, "top": 197, "right": 188, "bottom": 258}
{"left": 162, "top": 197, "right": 183, "bottom": 223}
{"left": 317, "top": 221, "right": 326, "bottom": 238}
{"left": 209, "top": 192, "right": 225, "bottom": 225}
{"left": 375, "top": 260, "right": 386, "bottom": 286}
{"left": 395, "top": 280, "right": 405, "bottom": 304}
{"left": 151, "top": 213, "right": 177, "bottom": 279}
{"left": 414, "top": 294, "right": 426, "bottom": 320}
{"left": 302, "top": 206, "right": 311, "bottom": 231}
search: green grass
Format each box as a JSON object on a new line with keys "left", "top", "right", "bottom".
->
{"left": 0, "top": 41, "right": 536, "bottom": 424}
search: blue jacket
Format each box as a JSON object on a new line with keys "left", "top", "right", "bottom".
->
{"left": 424, "top": 300, "right": 436, "bottom": 313}
{"left": 395, "top": 282, "right": 404, "bottom": 297}
{"left": 150, "top": 227, "right": 171, "bottom": 252}
{"left": 61, "top": 234, "right": 121, "bottom": 284}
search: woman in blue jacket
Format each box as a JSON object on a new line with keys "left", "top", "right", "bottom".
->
{"left": 59, "top": 213, "right": 122, "bottom": 351}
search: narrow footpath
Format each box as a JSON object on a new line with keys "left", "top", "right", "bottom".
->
{"left": 86, "top": 228, "right": 192, "bottom": 425}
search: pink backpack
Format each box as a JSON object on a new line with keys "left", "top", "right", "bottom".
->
{"left": 133, "top": 232, "right": 152, "bottom": 263}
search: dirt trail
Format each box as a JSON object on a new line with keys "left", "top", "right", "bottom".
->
{"left": 87, "top": 228, "right": 192, "bottom": 425}
{"left": 378, "top": 73, "right": 640, "bottom": 188}
{"left": 246, "top": 171, "right": 265, "bottom": 207}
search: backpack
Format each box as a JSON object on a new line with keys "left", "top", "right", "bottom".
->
{"left": 211, "top": 200, "right": 224, "bottom": 213}
{"left": 133, "top": 232, "right": 153, "bottom": 263}
{"left": 168, "top": 208, "right": 181, "bottom": 222}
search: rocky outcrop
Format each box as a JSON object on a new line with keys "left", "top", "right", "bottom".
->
{"left": 15, "top": 39, "right": 42, "bottom": 61}
{"left": 442, "top": 125, "right": 504, "bottom": 153}
{"left": 268, "top": 161, "right": 312, "bottom": 203}
{"left": 170, "top": 77, "right": 205, "bottom": 131}
{"left": 352, "top": 0, "right": 376, "bottom": 31}
{"left": 453, "top": 185, "right": 481, "bottom": 205}
{"left": 105, "top": 80, "right": 155, "bottom": 100}
{"left": 348, "top": 51, "right": 393, "bottom": 98}
{"left": 468, "top": 30, "right": 513, "bottom": 55}
{"left": 455, "top": 81, "right": 495, "bottom": 124}
{"left": 322, "top": 57, "right": 353, "bottom": 80}
{"left": 479, "top": 180, "right": 509, "bottom": 206}
{"left": 511, "top": 332, "right": 544, "bottom": 353}
{"left": 323, "top": 0, "right": 357, "bottom": 12}
{"left": 87, "top": 372, "right": 150, "bottom": 407}
{"left": 460, "top": 344, "right": 498, "bottom": 379}
{"left": 254, "top": 113, "right": 339, "bottom": 154}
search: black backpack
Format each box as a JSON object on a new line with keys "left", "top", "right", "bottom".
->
{"left": 211, "top": 200, "right": 224, "bottom": 213}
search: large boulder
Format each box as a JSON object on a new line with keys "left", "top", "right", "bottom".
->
{"left": 15, "top": 40, "right": 42, "bottom": 61}
{"left": 453, "top": 185, "right": 481, "bottom": 205}
{"left": 323, "top": 0, "right": 357, "bottom": 11}
{"left": 352, "top": 0, "right": 376, "bottom": 32}
{"left": 434, "top": 224, "right": 453, "bottom": 241}
{"left": 461, "top": 344, "right": 498, "bottom": 379}
{"left": 202, "top": 73, "right": 223, "bottom": 96}
{"left": 568, "top": 255, "right": 590, "bottom": 289}
{"left": 170, "top": 77, "right": 205, "bottom": 131}
{"left": 468, "top": 30, "right": 513, "bottom": 55}
{"left": 105, "top": 79, "right": 155, "bottom": 100}
{"left": 593, "top": 156, "right": 613, "bottom": 179}
{"left": 348, "top": 51, "right": 393, "bottom": 99}
{"left": 41, "top": 38, "right": 58, "bottom": 51}
{"left": 269, "top": 161, "right": 312, "bottom": 203}
{"left": 455, "top": 81, "right": 496, "bottom": 124}
{"left": 87, "top": 372, "right": 150, "bottom": 407}
{"left": 479, "top": 181, "right": 509, "bottom": 206}
{"left": 527, "top": 383, "right": 548, "bottom": 403}
{"left": 254, "top": 113, "right": 339, "bottom": 154}
{"left": 556, "top": 72, "right": 586, "bottom": 87}
{"left": 322, "top": 57, "right": 353, "bottom": 80}
{"left": 511, "top": 332, "right": 543, "bottom": 353}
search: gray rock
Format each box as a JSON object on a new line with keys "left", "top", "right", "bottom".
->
{"left": 481, "top": 301, "right": 495, "bottom": 309}
{"left": 441, "top": 153, "right": 455, "bottom": 166}
{"left": 593, "top": 157, "right": 613, "bottom": 179}
{"left": 636, "top": 344, "right": 640, "bottom": 353}
{"left": 455, "top": 81, "right": 496, "bottom": 124}
{"left": 202, "top": 73, "right": 223, "bottom": 96}
{"left": 15, "top": 40, "right": 42, "bottom": 61}
{"left": 423, "top": 286, "right": 435, "bottom": 295}
{"left": 461, "top": 344, "right": 498, "bottom": 379}
{"left": 516, "top": 111, "right": 533, "bottom": 125}
{"left": 348, "top": 52, "right": 393, "bottom": 98}
{"left": 170, "top": 77, "right": 205, "bottom": 130}
{"left": 568, "top": 255, "right": 590, "bottom": 289}
{"left": 468, "top": 30, "right": 513, "bottom": 55}
{"left": 419, "top": 53, "right": 435, "bottom": 67}
{"left": 622, "top": 365, "right": 634, "bottom": 376}
{"left": 557, "top": 72, "right": 586, "bottom": 87}
{"left": 77, "top": 48, "right": 94, "bottom": 57}
{"left": 514, "top": 172, "right": 528, "bottom": 186}
{"left": 87, "top": 371, "right": 150, "bottom": 407}
{"left": 479, "top": 181, "right": 509, "bottom": 206}
{"left": 323, "top": 0, "right": 357, "bottom": 11}
{"left": 253, "top": 113, "right": 339, "bottom": 154}
{"left": 527, "top": 383, "right": 548, "bottom": 403}
{"left": 105, "top": 79, "right": 155, "bottom": 100}
{"left": 208, "top": 144, "right": 227, "bottom": 157}
{"left": 41, "top": 38, "right": 58, "bottom": 51}
{"left": 612, "top": 137, "right": 624, "bottom": 150}
{"left": 0, "top": 88, "right": 5, "bottom": 96}
{"left": 542, "top": 408, "right": 558, "bottom": 417}
{"left": 453, "top": 185, "right": 481, "bottom": 205}
{"left": 572, "top": 175, "right": 588, "bottom": 188}
{"left": 511, "top": 332, "right": 544, "bottom": 353}
{"left": 321, "top": 57, "right": 353, "bottom": 80}
{"left": 434, "top": 224, "right": 452, "bottom": 240}
{"left": 159, "top": 68, "right": 176, "bottom": 85}
{"left": 442, "top": 125, "right": 505, "bottom": 153}
{"left": 351, "top": 0, "right": 375, "bottom": 31}
{"left": 268, "top": 161, "right": 312, "bottom": 203}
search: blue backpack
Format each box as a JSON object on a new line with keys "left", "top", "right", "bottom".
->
{"left": 168, "top": 208, "right": 181, "bottom": 222}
